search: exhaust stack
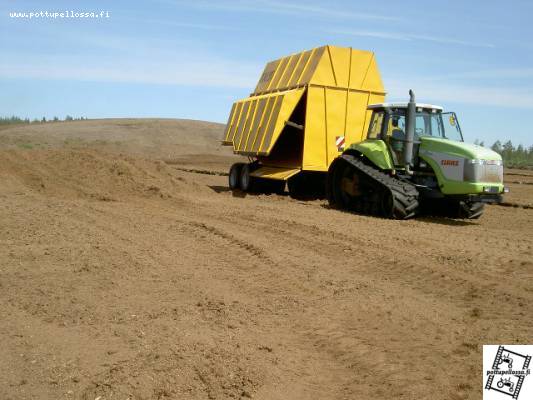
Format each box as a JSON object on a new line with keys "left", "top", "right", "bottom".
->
{"left": 404, "top": 89, "right": 416, "bottom": 171}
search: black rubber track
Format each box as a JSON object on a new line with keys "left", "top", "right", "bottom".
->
{"left": 419, "top": 199, "right": 485, "bottom": 219}
{"left": 327, "top": 155, "right": 420, "bottom": 219}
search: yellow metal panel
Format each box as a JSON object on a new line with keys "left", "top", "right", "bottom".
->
{"left": 232, "top": 101, "right": 251, "bottom": 151}
{"left": 325, "top": 88, "right": 348, "bottom": 164}
{"left": 288, "top": 50, "right": 311, "bottom": 87}
{"left": 259, "top": 96, "right": 283, "bottom": 153}
{"left": 268, "top": 56, "right": 290, "bottom": 92}
{"left": 250, "top": 166, "right": 300, "bottom": 180}
{"left": 361, "top": 54, "right": 385, "bottom": 93}
{"left": 345, "top": 91, "right": 370, "bottom": 145}
{"left": 259, "top": 88, "right": 305, "bottom": 154}
{"left": 279, "top": 53, "right": 300, "bottom": 89}
{"left": 228, "top": 102, "right": 245, "bottom": 143}
{"left": 229, "top": 88, "right": 305, "bottom": 156}
{"left": 244, "top": 97, "right": 268, "bottom": 152}
{"left": 253, "top": 47, "right": 325, "bottom": 95}
{"left": 252, "top": 96, "right": 276, "bottom": 153}
{"left": 250, "top": 46, "right": 384, "bottom": 96}
{"left": 237, "top": 99, "right": 259, "bottom": 151}
{"left": 255, "top": 60, "right": 279, "bottom": 94}
{"left": 300, "top": 46, "right": 324, "bottom": 85}
{"left": 309, "top": 46, "right": 336, "bottom": 87}
{"left": 328, "top": 46, "right": 351, "bottom": 88}
{"left": 302, "top": 86, "right": 327, "bottom": 171}
{"left": 222, "top": 102, "right": 237, "bottom": 144}
{"left": 348, "top": 49, "right": 373, "bottom": 89}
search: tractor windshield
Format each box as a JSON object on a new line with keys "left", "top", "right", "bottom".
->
{"left": 415, "top": 111, "right": 463, "bottom": 142}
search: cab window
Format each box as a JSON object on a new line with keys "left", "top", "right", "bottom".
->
{"left": 367, "top": 111, "right": 384, "bottom": 139}
{"left": 386, "top": 115, "right": 406, "bottom": 139}
{"left": 387, "top": 114, "right": 407, "bottom": 165}
{"left": 415, "top": 115, "right": 429, "bottom": 137}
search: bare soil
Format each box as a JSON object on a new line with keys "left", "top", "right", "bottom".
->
{"left": 1, "top": 119, "right": 532, "bottom": 400}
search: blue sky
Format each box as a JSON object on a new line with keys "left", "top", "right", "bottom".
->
{"left": 1, "top": 0, "right": 533, "bottom": 146}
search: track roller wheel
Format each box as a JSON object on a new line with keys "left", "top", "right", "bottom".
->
{"left": 454, "top": 201, "right": 485, "bottom": 219}
{"left": 327, "top": 155, "right": 419, "bottom": 219}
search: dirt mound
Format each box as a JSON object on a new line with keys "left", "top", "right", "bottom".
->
{"left": 0, "top": 118, "right": 242, "bottom": 170}
{"left": 0, "top": 119, "right": 532, "bottom": 400}
{"left": 0, "top": 149, "right": 189, "bottom": 202}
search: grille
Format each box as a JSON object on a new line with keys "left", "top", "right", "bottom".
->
{"left": 464, "top": 163, "right": 503, "bottom": 183}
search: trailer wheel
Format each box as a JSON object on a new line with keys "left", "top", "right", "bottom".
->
{"left": 229, "top": 163, "right": 244, "bottom": 190}
{"left": 239, "top": 164, "right": 254, "bottom": 192}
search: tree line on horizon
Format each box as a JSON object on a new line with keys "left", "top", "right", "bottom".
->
{"left": 474, "top": 139, "right": 533, "bottom": 169}
{"left": 0, "top": 115, "right": 87, "bottom": 125}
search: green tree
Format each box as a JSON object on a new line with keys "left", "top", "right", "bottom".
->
{"left": 502, "top": 140, "right": 514, "bottom": 161}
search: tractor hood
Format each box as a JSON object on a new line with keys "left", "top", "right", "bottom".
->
{"left": 419, "top": 136, "right": 504, "bottom": 195}
{"left": 419, "top": 137, "right": 502, "bottom": 161}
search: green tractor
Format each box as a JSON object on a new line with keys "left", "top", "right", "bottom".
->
{"left": 327, "top": 90, "right": 507, "bottom": 219}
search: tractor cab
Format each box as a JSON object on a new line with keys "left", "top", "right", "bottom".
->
{"left": 366, "top": 102, "right": 462, "bottom": 167}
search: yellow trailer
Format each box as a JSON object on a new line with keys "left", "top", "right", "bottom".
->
{"left": 222, "top": 45, "right": 385, "bottom": 195}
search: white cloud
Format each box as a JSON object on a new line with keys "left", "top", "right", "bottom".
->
{"left": 329, "top": 28, "right": 495, "bottom": 48}
{"left": 386, "top": 80, "right": 533, "bottom": 110}
{"left": 0, "top": 55, "right": 260, "bottom": 89}
{"left": 0, "top": 24, "right": 261, "bottom": 89}
{"left": 330, "top": 30, "right": 410, "bottom": 41}
{"left": 121, "top": 16, "right": 237, "bottom": 31}
{"left": 170, "top": 0, "right": 400, "bottom": 21}
{"left": 430, "top": 68, "right": 533, "bottom": 81}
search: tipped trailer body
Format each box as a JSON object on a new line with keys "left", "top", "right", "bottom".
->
{"left": 222, "top": 45, "right": 385, "bottom": 181}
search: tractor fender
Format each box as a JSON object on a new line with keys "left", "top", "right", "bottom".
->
{"left": 346, "top": 140, "right": 394, "bottom": 171}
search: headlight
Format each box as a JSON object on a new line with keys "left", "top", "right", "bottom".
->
{"left": 467, "top": 159, "right": 502, "bottom": 166}
{"left": 464, "top": 159, "right": 503, "bottom": 183}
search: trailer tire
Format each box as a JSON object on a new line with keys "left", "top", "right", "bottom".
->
{"left": 229, "top": 163, "right": 244, "bottom": 190}
{"left": 239, "top": 164, "right": 254, "bottom": 192}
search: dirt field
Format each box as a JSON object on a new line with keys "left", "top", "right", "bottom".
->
{"left": 1, "top": 119, "right": 532, "bottom": 400}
